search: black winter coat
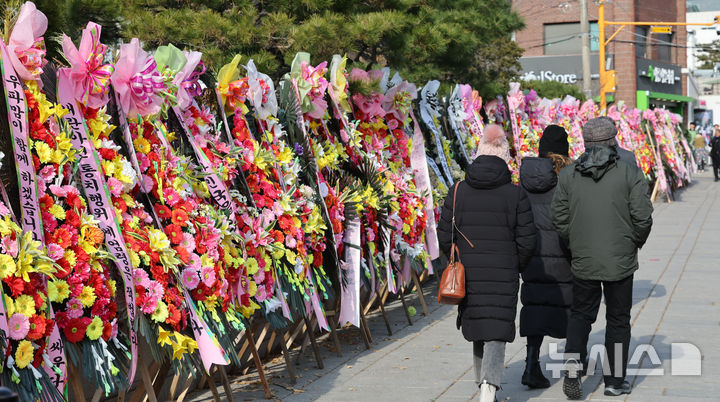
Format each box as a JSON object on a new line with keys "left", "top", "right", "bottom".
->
{"left": 518, "top": 158, "right": 572, "bottom": 339}
{"left": 438, "top": 156, "right": 536, "bottom": 343}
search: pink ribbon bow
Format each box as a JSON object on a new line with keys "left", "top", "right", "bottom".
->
{"left": 7, "top": 2, "right": 48, "bottom": 82}
{"left": 182, "top": 60, "right": 205, "bottom": 98}
{"left": 60, "top": 22, "right": 114, "bottom": 108}
{"left": 112, "top": 39, "right": 166, "bottom": 117}
{"left": 130, "top": 57, "right": 166, "bottom": 109}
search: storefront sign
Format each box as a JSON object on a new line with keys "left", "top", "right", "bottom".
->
{"left": 636, "top": 58, "right": 682, "bottom": 94}
{"left": 519, "top": 54, "right": 601, "bottom": 85}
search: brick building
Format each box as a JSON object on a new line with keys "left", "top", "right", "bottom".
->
{"left": 512, "top": 0, "right": 692, "bottom": 115}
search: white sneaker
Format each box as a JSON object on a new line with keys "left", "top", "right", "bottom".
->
{"left": 479, "top": 380, "right": 496, "bottom": 402}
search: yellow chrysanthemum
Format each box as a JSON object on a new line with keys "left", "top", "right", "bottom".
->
{"left": 86, "top": 316, "right": 103, "bottom": 340}
{"left": 245, "top": 258, "right": 259, "bottom": 275}
{"left": 151, "top": 301, "right": 169, "bottom": 323}
{"left": 64, "top": 249, "right": 77, "bottom": 267}
{"left": 53, "top": 280, "right": 70, "bottom": 303}
{"left": 78, "top": 286, "right": 97, "bottom": 308}
{"left": 48, "top": 204, "right": 66, "bottom": 220}
{"left": 133, "top": 137, "right": 151, "bottom": 154}
{"left": 107, "top": 279, "right": 117, "bottom": 297}
{"left": 15, "top": 340, "right": 34, "bottom": 369}
{"left": 34, "top": 140, "right": 53, "bottom": 164}
{"left": 0, "top": 254, "right": 17, "bottom": 279}
{"left": 14, "top": 295, "right": 36, "bottom": 317}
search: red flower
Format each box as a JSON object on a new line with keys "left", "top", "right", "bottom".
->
{"left": 27, "top": 315, "right": 46, "bottom": 341}
{"left": 4, "top": 276, "right": 25, "bottom": 297}
{"left": 171, "top": 209, "right": 189, "bottom": 227}
{"left": 102, "top": 322, "right": 113, "bottom": 341}
{"left": 98, "top": 148, "right": 118, "bottom": 161}
{"left": 65, "top": 193, "right": 83, "bottom": 210}
{"left": 65, "top": 208, "right": 81, "bottom": 228}
{"left": 166, "top": 303, "right": 181, "bottom": 327}
{"left": 55, "top": 258, "right": 72, "bottom": 279}
{"left": 155, "top": 204, "right": 172, "bottom": 220}
{"left": 39, "top": 194, "right": 54, "bottom": 210}
{"left": 63, "top": 317, "right": 91, "bottom": 343}
{"left": 174, "top": 246, "right": 190, "bottom": 264}
{"left": 113, "top": 197, "right": 127, "bottom": 213}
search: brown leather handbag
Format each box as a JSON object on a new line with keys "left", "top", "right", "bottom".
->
{"left": 437, "top": 183, "right": 474, "bottom": 305}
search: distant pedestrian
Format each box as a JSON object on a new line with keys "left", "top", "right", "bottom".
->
{"left": 518, "top": 125, "right": 574, "bottom": 389}
{"left": 692, "top": 123, "right": 708, "bottom": 172}
{"left": 438, "top": 124, "right": 536, "bottom": 402}
{"left": 710, "top": 129, "right": 720, "bottom": 181}
{"left": 551, "top": 117, "right": 653, "bottom": 399}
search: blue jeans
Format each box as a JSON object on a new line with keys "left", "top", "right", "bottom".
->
{"left": 473, "top": 340, "right": 506, "bottom": 388}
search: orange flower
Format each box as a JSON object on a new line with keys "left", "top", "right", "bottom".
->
{"left": 171, "top": 209, "right": 189, "bottom": 227}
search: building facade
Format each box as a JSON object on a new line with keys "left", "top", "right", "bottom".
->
{"left": 687, "top": 6, "right": 720, "bottom": 130}
{"left": 513, "top": 0, "right": 691, "bottom": 116}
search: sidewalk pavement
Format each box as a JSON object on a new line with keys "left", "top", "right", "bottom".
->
{"left": 190, "top": 172, "right": 720, "bottom": 401}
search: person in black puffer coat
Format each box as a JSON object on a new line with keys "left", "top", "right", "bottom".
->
{"left": 438, "top": 124, "right": 536, "bottom": 402}
{"left": 518, "top": 125, "right": 573, "bottom": 389}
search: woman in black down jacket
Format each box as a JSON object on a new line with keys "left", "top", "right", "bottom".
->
{"left": 438, "top": 124, "right": 536, "bottom": 402}
{"left": 518, "top": 125, "right": 573, "bottom": 389}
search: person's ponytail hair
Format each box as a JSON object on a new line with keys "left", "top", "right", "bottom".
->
{"left": 547, "top": 152, "right": 573, "bottom": 174}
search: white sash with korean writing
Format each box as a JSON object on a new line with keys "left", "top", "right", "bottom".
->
{"left": 1, "top": 40, "right": 67, "bottom": 394}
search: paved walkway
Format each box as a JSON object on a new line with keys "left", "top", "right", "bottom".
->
{"left": 191, "top": 172, "right": 720, "bottom": 401}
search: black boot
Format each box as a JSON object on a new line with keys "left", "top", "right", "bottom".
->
{"left": 522, "top": 345, "right": 550, "bottom": 389}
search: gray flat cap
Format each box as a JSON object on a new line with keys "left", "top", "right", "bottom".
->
{"left": 582, "top": 117, "right": 618, "bottom": 143}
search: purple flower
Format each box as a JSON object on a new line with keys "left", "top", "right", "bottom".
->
{"left": 294, "top": 143, "right": 304, "bottom": 155}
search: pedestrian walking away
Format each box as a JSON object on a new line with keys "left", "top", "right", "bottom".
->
{"left": 710, "top": 129, "right": 720, "bottom": 181}
{"left": 518, "top": 125, "right": 574, "bottom": 390}
{"left": 692, "top": 123, "right": 708, "bottom": 172}
{"left": 438, "top": 124, "right": 536, "bottom": 402}
{"left": 551, "top": 117, "right": 653, "bottom": 399}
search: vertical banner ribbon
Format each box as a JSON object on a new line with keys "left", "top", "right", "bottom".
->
{"left": 182, "top": 288, "right": 229, "bottom": 372}
{"left": 338, "top": 218, "right": 361, "bottom": 327}
{"left": 0, "top": 41, "right": 43, "bottom": 243}
{"left": 57, "top": 73, "right": 138, "bottom": 387}
{"left": 172, "top": 107, "right": 241, "bottom": 233}
{"left": 409, "top": 111, "right": 440, "bottom": 263}
{"left": 1, "top": 40, "right": 67, "bottom": 394}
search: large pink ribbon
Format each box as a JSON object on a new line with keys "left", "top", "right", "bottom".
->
{"left": 111, "top": 39, "right": 165, "bottom": 117}
{"left": 6, "top": 2, "right": 47, "bottom": 82}
{"left": 61, "top": 22, "right": 114, "bottom": 108}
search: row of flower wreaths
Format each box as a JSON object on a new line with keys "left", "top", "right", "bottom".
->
{"left": 0, "top": 2, "right": 694, "bottom": 400}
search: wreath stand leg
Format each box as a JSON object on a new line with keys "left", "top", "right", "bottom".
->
{"left": 377, "top": 285, "right": 393, "bottom": 335}
{"left": 67, "top": 361, "right": 87, "bottom": 402}
{"left": 245, "top": 328, "right": 272, "bottom": 399}
{"left": 398, "top": 289, "right": 413, "bottom": 326}
{"left": 278, "top": 330, "right": 297, "bottom": 384}
{"left": 200, "top": 369, "right": 220, "bottom": 401}
{"left": 411, "top": 270, "right": 429, "bottom": 316}
{"left": 323, "top": 298, "right": 343, "bottom": 357}
{"left": 359, "top": 307, "right": 373, "bottom": 346}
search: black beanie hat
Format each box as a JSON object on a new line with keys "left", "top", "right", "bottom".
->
{"left": 539, "top": 125, "right": 569, "bottom": 157}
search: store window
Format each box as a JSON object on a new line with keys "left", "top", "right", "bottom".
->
{"left": 636, "top": 26, "right": 648, "bottom": 58}
{"left": 544, "top": 22, "right": 599, "bottom": 55}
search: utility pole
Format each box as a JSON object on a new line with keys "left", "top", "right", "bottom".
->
{"left": 580, "top": 0, "right": 592, "bottom": 99}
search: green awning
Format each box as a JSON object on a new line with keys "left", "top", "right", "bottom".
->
{"left": 645, "top": 91, "right": 694, "bottom": 103}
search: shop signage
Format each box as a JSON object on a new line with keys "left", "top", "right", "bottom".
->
{"left": 636, "top": 58, "right": 682, "bottom": 94}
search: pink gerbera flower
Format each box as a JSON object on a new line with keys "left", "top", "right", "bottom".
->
{"left": 8, "top": 313, "right": 30, "bottom": 340}
{"left": 66, "top": 298, "right": 84, "bottom": 319}
{"left": 47, "top": 243, "right": 64, "bottom": 261}
{"left": 200, "top": 266, "right": 216, "bottom": 287}
{"left": 133, "top": 269, "right": 151, "bottom": 288}
{"left": 182, "top": 267, "right": 200, "bottom": 290}
{"left": 107, "top": 177, "right": 124, "bottom": 197}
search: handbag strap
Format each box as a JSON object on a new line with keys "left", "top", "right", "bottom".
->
{"left": 451, "top": 183, "right": 475, "bottom": 248}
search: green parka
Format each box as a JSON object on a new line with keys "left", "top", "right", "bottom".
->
{"left": 551, "top": 145, "right": 653, "bottom": 281}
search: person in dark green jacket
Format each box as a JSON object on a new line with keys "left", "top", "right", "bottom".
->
{"left": 551, "top": 117, "right": 653, "bottom": 399}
